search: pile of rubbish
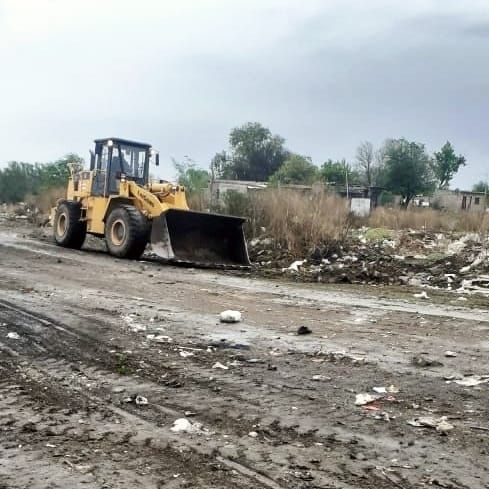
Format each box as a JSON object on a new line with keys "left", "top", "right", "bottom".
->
{"left": 249, "top": 229, "right": 489, "bottom": 295}
{"left": 0, "top": 202, "right": 47, "bottom": 225}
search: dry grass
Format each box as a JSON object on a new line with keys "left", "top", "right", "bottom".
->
{"left": 368, "top": 207, "right": 489, "bottom": 233}
{"left": 25, "top": 186, "right": 66, "bottom": 214}
{"left": 242, "top": 190, "right": 351, "bottom": 254}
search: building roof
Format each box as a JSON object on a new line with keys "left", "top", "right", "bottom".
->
{"left": 94, "top": 137, "right": 152, "bottom": 148}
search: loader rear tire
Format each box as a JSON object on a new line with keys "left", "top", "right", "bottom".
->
{"left": 105, "top": 205, "right": 149, "bottom": 259}
{"left": 54, "top": 201, "right": 86, "bottom": 249}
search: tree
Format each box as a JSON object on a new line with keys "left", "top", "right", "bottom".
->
{"left": 220, "top": 122, "right": 288, "bottom": 181}
{"left": 269, "top": 154, "right": 318, "bottom": 185}
{"left": 0, "top": 153, "right": 84, "bottom": 204}
{"left": 355, "top": 141, "right": 375, "bottom": 186}
{"left": 173, "top": 158, "right": 210, "bottom": 196}
{"left": 432, "top": 141, "right": 466, "bottom": 189}
{"left": 0, "top": 162, "right": 39, "bottom": 203}
{"left": 320, "top": 159, "right": 360, "bottom": 186}
{"left": 382, "top": 138, "right": 436, "bottom": 208}
{"left": 473, "top": 181, "right": 489, "bottom": 193}
{"left": 39, "top": 153, "right": 83, "bottom": 189}
{"left": 210, "top": 151, "right": 227, "bottom": 180}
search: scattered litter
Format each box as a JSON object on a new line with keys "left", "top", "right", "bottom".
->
{"left": 374, "top": 412, "right": 391, "bottom": 422}
{"left": 248, "top": 431, "right": 258, "bottom": 438}
{"left": 6, "top": 332, "right": 20, "bottom": 340}
{"left": 184, "top": 411, "right": 196, "bottom": 417}
{"left": 249, "top": 229, "right": 489, "bottom": 295}
{"left": 123, "top": 394, "right": 148, "bottom": 405}
{"left": 312, "top": 375, "right": 331, "bottom": 381}
{"left": 45, "top": 443, "right": 57, "bottom": 448}
{"left": 73, "top": 464, "right": 94, "bottom": 474}
{"left": 212, "top": 362, "right": 229, "bottom": 370}
{"left": 408, "top": 416, "right": 454, "bottom": 433}
{"left": 170, "top": 418, "right": 202, "bottom": 433}
{"left": 355, "top": 393, "right": 380, "bottom": 406}
{"left": 147, "top": 334, "right": 173, "bottom": 343}
{"left": 453, "top": 375, "right": 489, "bottom": 387}
{"left": 444, "top": 351, "right": 458, "bottom": 357}
{"left": 297, "top": 326, "right": 312, "bottom": 335}
{"left": 122, "top": 314, "right": 147, "bottom": 332}
{"left": 219, "top": 310, "right": 242, "bottom": 323}
{"left": 286, "top": 260, "right": 306, "bottom": 272}
{"left": 373, "top": 385, "right": 399, "bottom": 394}
{"left": 179, "top": 350, "right": 194, "bottom": 358}
{"left": 411, "top": 356, "right": 443, "bottom": 368}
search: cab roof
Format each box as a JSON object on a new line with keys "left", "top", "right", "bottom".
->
{"left": 94, "top": 137, "right": 151, "bottom": 149}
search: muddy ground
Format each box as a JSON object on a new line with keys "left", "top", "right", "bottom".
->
{"left": 1, "top": 223, "right": 489, "bottom": 488}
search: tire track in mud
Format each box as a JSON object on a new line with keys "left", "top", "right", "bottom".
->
{"left": 0, "top": 358, "right": 264, "bottom": 489}
{"left": 1, "top": 298, "right": 487, "bottom": 488}
{"left": 0, "top": 298, "right": 412, "bottom": 489}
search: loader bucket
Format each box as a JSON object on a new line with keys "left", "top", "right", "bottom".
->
{"left": 150, "top": 209, "right": 250, "bottom": 267}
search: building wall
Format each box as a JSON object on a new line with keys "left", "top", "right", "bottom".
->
{"left": 210, "top": 179, "right": 267, "bottom": 203}
{"left": 433, "top": 190, "right": 487, "bottom": 212}
{"left": 350, "top": 198, "right": 371, "bottom": 216}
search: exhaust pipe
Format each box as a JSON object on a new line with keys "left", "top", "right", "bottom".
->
{"left": 150, "top": 209, "right": 250, "bottom": 267}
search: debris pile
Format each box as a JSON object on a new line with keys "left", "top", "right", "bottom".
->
{"left": 0, "top": 202, "right": 47, "bottom": 226}
{"left": 249, "top": 229, "right": 489, "bottom": 295}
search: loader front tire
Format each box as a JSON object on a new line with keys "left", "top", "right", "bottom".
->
{"left": 105, "top": 205, "right": 149, "bottom": 259}
{"left": 54, "top": 201, "right": 87, "bottom": 249}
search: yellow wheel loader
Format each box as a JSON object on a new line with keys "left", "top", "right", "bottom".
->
{"left": 51, "top": 138, "right": 250, "bottom": 267}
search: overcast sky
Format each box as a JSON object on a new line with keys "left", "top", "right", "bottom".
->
{"left": 1, "top": 0, "right": 488, "bottom": 188}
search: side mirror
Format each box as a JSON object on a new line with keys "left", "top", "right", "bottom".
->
{"left": 155, "top": 153, "right": 160, "bottom": 167}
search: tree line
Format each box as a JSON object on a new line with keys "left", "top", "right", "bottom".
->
{"left": 176, "top": 122, "right": 487, "bottom": 208}
{"left": 1, "top": 124, "right": 487, "bottom": 207}
{"left": 0, "top": 154, "right": 82, "bottom": 204}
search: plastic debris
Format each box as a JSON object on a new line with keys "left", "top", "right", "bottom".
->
{"left": 248, "top": 431, "right": 258, "bottom": 438}
{"left": 179, "top": 350, "right": 194, "bottom": 358}
{"left": 408, "top": 416, "right": 454, "bottom": 433}
{"left": 312, "top": 375, "right": 331, "bottom": 381}
{"left": 146, "top": 334, "right": 173, "bottom": 343}
{"left": 355, "top": 393, "right": 380, "bottom": 406}
{"left": 212, "top": 362, "right": 229, "bottom": 370}
{"left": 453, "top": 375, "right": 489, "bottom": 387}
{"left": 444, "top": 351, "right": 458, "bottom": 357}
{"left": 373, "top": 385, "right": 399, "bottom": 394}
{"left": 297, "top": 326, "right": 312, "bottom": 335}
{"left": 219, "top": 310, "right": 242, "bottom": 323}
{"left": 413, "top": 291, "right": 429, "bottom": 299}
{"left": 123, "top": 394, "right": 148, "bottom": 405}
{"left": 170, "top": 418, "right": 202, "bottom": 433}
{"left": 287, "top": 260, "right": 306, "bottom": 272}
{"left": 6, "top": 332, "right": 20, "bottom": 340}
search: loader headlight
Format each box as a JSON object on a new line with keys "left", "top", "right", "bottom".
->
{"left": 107, "top": 139, "right": 113, "bottom": 147}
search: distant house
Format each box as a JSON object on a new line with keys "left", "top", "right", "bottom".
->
{"left": 209, "top": 179, "right": 380, "bottom": 216}
{"left": 432, "top": 189, "right": 488, "bottom": 212}
{"left": 209, "top": 179, "right": 267, "bottom": 204}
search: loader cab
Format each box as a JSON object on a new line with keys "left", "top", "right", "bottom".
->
{"left": 90, "top": 138, "right": 156, "bottom": 196}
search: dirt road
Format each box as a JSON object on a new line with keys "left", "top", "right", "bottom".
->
{"left": 1, "top": 225, "right": 489, "bottom": 488}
